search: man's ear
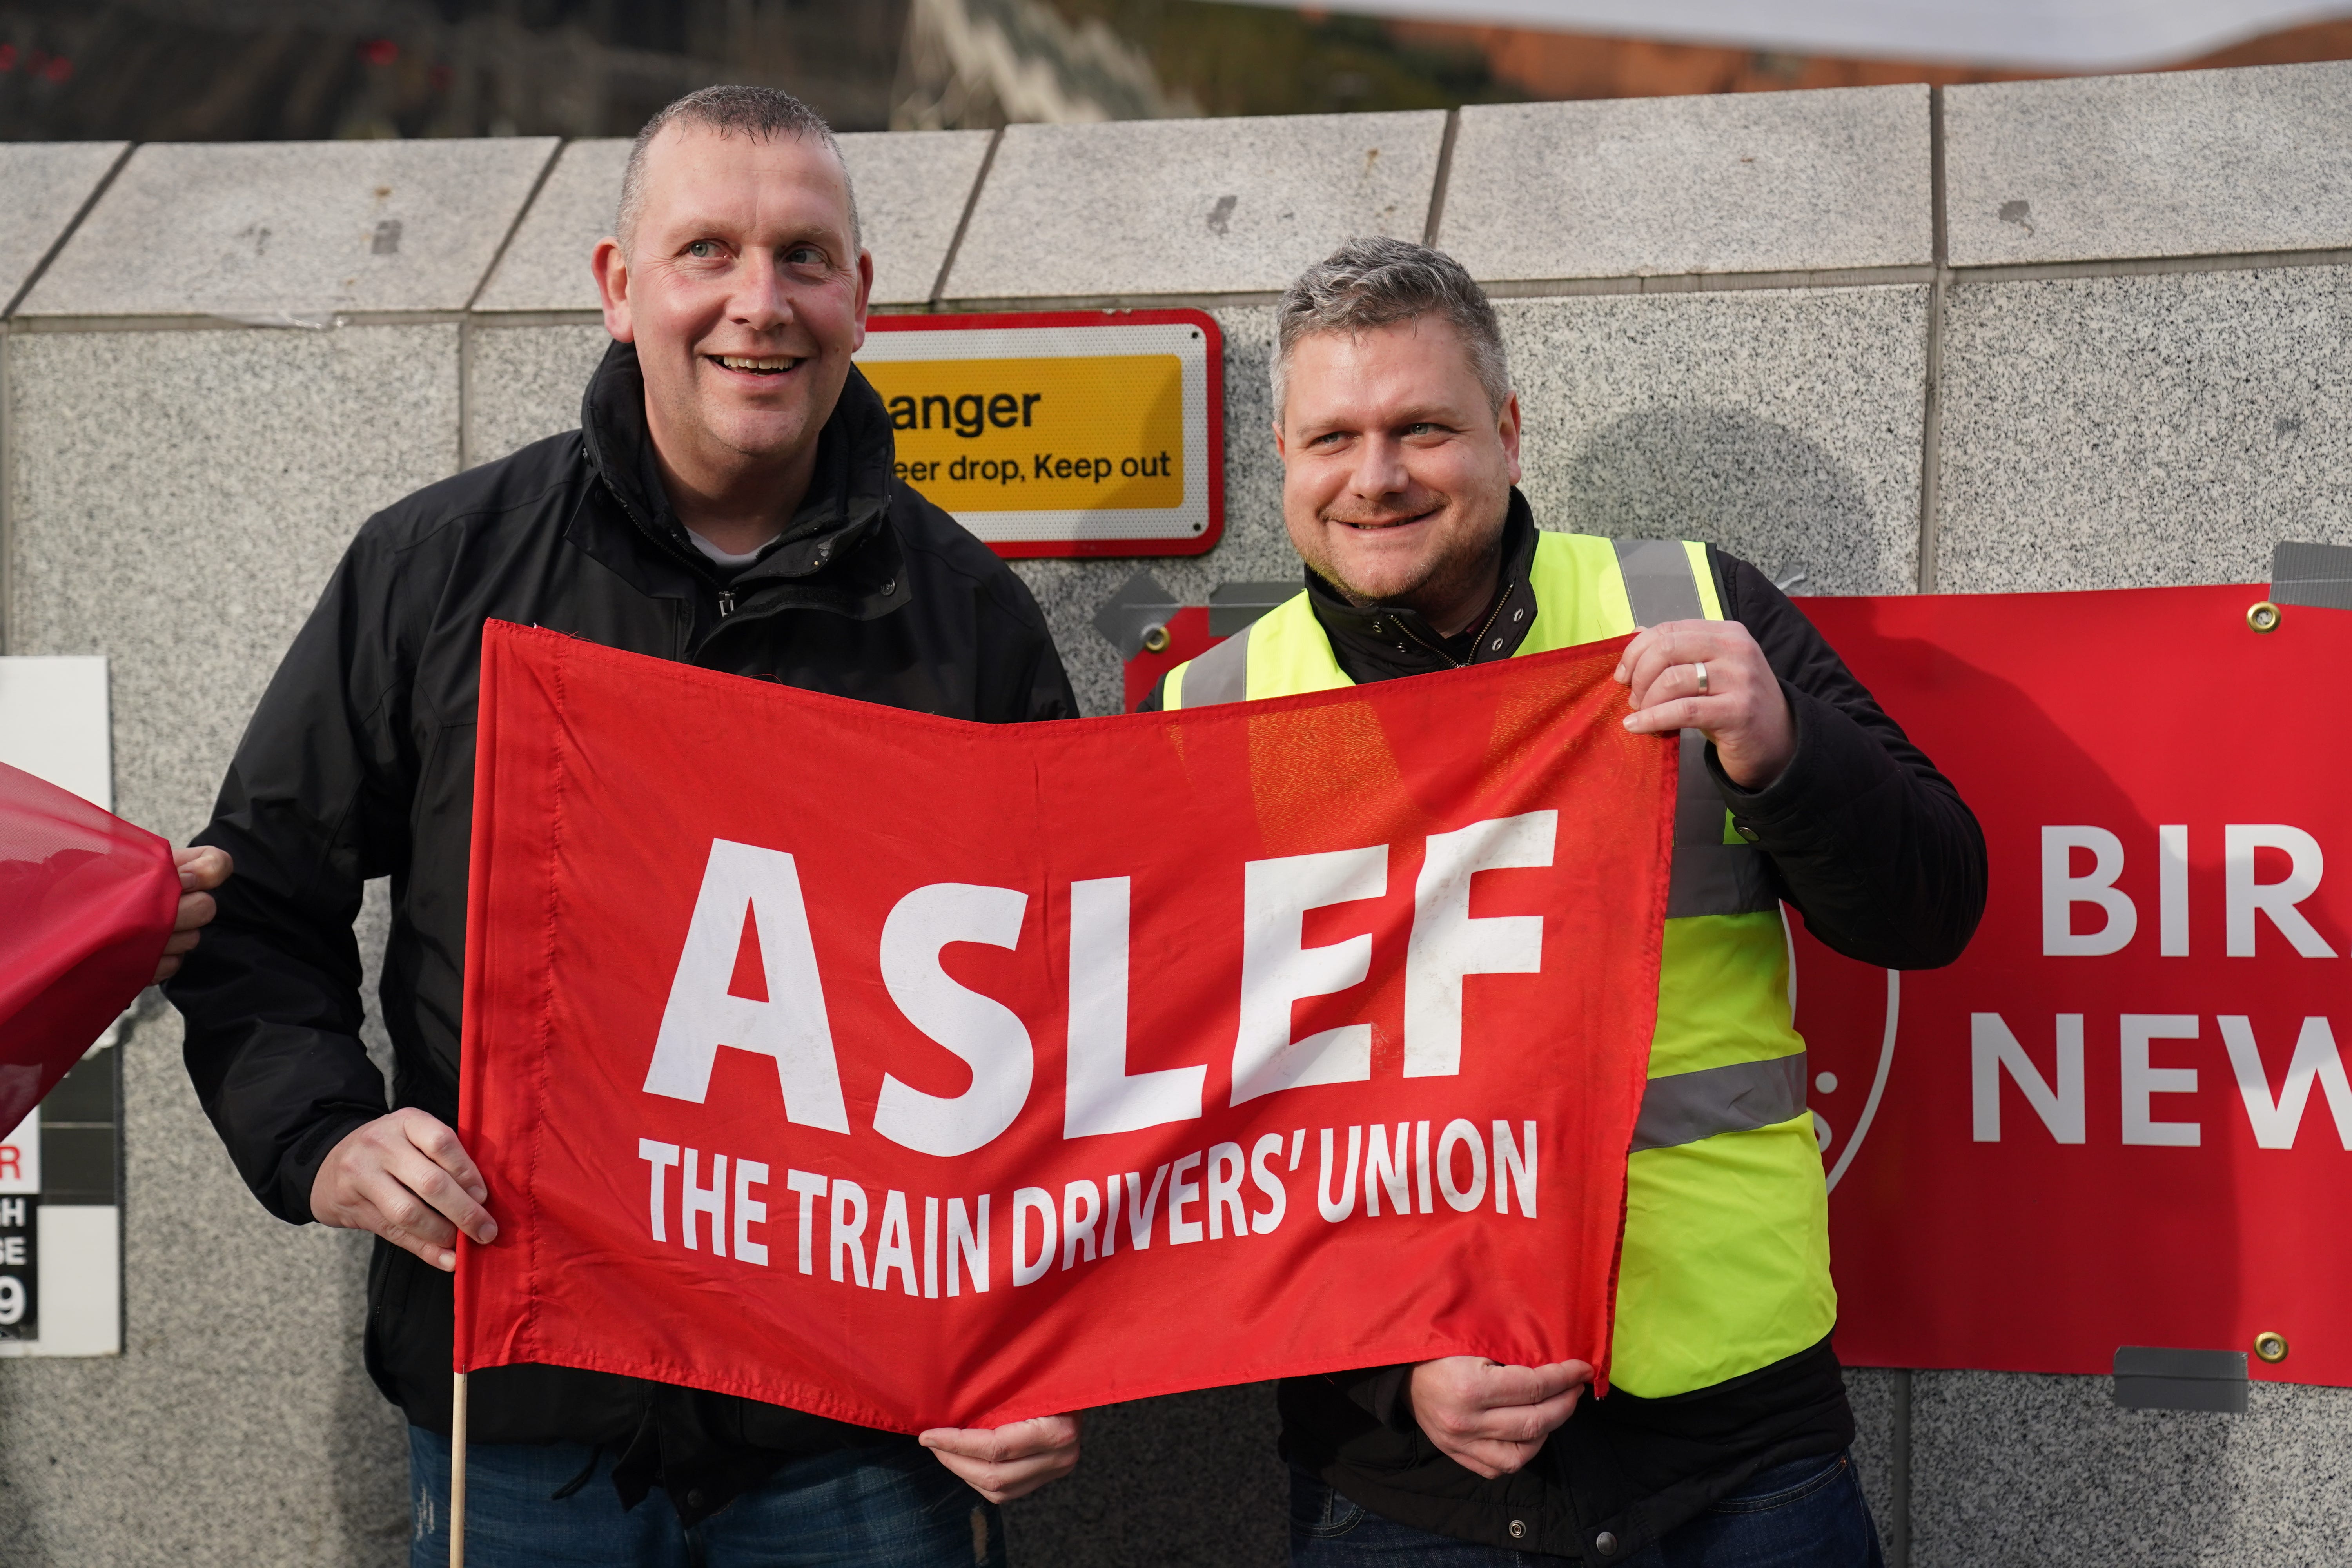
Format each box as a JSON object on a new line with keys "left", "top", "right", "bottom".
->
{"left": 851, "top": 248, "right": 875, "bottom": 353}
{"left": 592, "top": 236, "right": 635, "bottom": 343}
{"left": 1497, "top": 390, "right": 1522, "bottom": 486}
{"left": 1271, "top": 412, "right": 1288, "bottom": 463}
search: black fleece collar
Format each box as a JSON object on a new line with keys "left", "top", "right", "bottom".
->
{"left": 1303, "top": 489, "right": 1543, "bottom": 685}
{"left": 575, "top": 340, "right": 908, "bottom": 621}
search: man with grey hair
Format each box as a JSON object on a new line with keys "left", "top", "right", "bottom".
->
{"left": 172, "top": 84, "right": 1081, "bottom": 1565}
{"left": 1150, "top": 237, "right": 1983, "bottom": 1565}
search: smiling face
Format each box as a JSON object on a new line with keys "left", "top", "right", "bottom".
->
{"left": 593, "top": 122, "right": 873, "bottom": 517}
{"left": 1275, "top": 316, "right": 1521, "bottom": 631}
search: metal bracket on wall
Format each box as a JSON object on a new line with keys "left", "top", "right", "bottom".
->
{"left": 1091, "top": 570, "right": 1183, "bottom": 660}
{"left": 1207, "top": 581, "right": 1295, "bottom": 636}
{"left": 2270, "top": 539, "right": 2352, "bottom": 610}
{"left": 2112, "top": 1346, "right": 2248, "bottom": 1413}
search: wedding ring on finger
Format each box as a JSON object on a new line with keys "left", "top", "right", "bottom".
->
{"left": 1693, "top": 661, "right": 1710, "bottom": 695}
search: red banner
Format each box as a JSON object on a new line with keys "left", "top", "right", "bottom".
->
{"left": 1798, "top": 584, "right": 2352, "bottom": 1385}
{"left": 0, "top": 759, "right": 177, "bottom": 1132}
{"left": 456, "top": 622, "right": 1675, "bottom": 1430}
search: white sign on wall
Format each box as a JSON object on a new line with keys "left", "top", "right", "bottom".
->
{"left": 0, "top": 655, "right": 124, "bottom": 1357}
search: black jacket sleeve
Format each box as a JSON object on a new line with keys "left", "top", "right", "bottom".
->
{"left": 1707, "top": 550, "right": 1986, "bottom": 969}
{"left": 165, "top": 519, "right": 418, "bottom": 1224}
{"left": 976, "top": 565, "right": 1080, "bottom": 724}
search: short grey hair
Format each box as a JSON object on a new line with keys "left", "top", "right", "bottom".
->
{"left": 1272, "top": 237, "right": 1509, "bottom": 418}
{"left": 616, "top": 84, "right": 862, "bottom": 256}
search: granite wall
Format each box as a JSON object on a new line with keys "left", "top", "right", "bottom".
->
{"left": 5, "top": 58, "right": 2351, "bottom": 1567}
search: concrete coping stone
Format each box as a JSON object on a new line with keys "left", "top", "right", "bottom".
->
{"left": 1441, "top": 85, "right": 1931, "bottom": 281}
{"left": 1945, "top": 61, "right": 2352, "bottom": 266}
{"left": 0, "top": 143, "right": 127, "bottom": 312}
{"left": 470, "top": 138, "right": 627, "bottom": 314}
{"left": 473, "top": 130, "right": 994, "bottom": 312}
{"left": 19, "top": 138, "right": 559, "bottom": 319}
{"left": 943, "top": 111, "right": 1447, "bottom": 301}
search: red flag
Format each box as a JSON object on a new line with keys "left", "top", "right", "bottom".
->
{"left": 1792, "top": 585, "right": 2352, "bottom": 1385}
{"left": 0, "top": 760, "right": 178, "bottom": 1131}
{"left": 455, "top": 621, "right": 1675, "bottom": 1431}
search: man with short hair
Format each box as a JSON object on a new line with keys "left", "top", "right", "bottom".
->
{"left": 169, "top": 86, "right": 1080, "bottom": 1566}
{"left": 1149, "top": 237, "right": 1984, "bottom": 1566}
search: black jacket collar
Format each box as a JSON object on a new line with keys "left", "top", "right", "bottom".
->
{"left": 575, "top": 340, "right": 909, "bottom": 624}
{"left": 1304, "top": 489, "right": 1542, "bottom": 684}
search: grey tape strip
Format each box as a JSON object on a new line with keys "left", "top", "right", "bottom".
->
{"left": 1672, "top": 729, "right": 1724, "bottom": 846}
{"left": 1613, "top": 538, "right": 1705, "bottom": 625}
{"left": 1632, "top": 1053, "right": 1809, "bottom": 1153}
{"left": 1666, "top": 844, "right": 1779, "bottom": 919}
{"left": 1178, "top": 629, "right": 1252, "bottom": 708}
{"left": 1613, "top": 538, "right": 1758, "bottom": 910}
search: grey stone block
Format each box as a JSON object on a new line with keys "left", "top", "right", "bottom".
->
{"left": 842, "top": 129, "right": 998, "bottom": 307}
{"left": 945, "top": 113, "right": 1445, "bottom": 302}
{"left": 0, "top": 324, "right": 453, "bottom": 1563}
{"left": 1934, "top": 268, "right": 2352, "bottom": 594}
{"left": 1443, "top": 87, "right": 1931, "bottom": 282}
{"left": 470, "top": 138, "right": 627, "bottom": 315}
{"left": 468, "top": 322, "right": 611, "bottom": 466}
{"left": 21, "top": 140, "right": 558, "bottom": 320}
{"left": 1004, "top": 1383, "right": 1285, "bottom": 1567}
{"left": 473, "top": 131, "right": 993, "bottom": 313}
{"left": 0, "top": 143, "right": 126, "bottom": 312}
{"left": 1911, "top": 1369, "right": 2352, "bottom": 1567}
{"left": 1845, "top": 1366, "right": 1904, "bottom": 1538}
{"left": 1502, "top": 286, "right": 1930, "bottom": 596}
{"left": 7, "top": 325, "right": 460, "bottom": 839}
{"left": 1945, "top": 63, "right": 2352, "bottom": 266}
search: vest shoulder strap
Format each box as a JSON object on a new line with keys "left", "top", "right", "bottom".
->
{"left": 1610, "top": 538, "right": 1724, "bottom": 626}
{"left": 1170, "top": 624, "right": 1251, "bottom": 710}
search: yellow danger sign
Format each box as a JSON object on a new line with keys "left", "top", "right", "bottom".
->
{"left": 856, "top": 311, "right": 1222, "bottom": 558}
{"left": 867, "top": 355, "right": 1183, "bottom": 512}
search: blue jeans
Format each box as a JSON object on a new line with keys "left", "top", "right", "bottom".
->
{"left": 1290, "top": 1451, "right": 1884, "bottom": 1566}
{"left": 407, "top": 1426, "right": 1003, "bottom": 1567}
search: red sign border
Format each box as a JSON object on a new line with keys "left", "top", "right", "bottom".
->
{"left": 864, "top": 308, "right": 1226, "bottom": 560}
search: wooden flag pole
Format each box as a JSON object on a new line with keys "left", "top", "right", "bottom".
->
{"left": 450, "top": 1370, "right": 469, "bottom": 1568}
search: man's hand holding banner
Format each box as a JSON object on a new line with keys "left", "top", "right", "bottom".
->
{"left": 455, "top": 621, "right": 1677, "bottom": 1431}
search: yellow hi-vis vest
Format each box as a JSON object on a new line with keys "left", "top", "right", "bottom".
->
{"left": 1163, "top": 531, "right": 1834, "bottom": 1397}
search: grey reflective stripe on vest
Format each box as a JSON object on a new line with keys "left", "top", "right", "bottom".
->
{"left": 1614, "top": 539, "right": 1777, "bottom": 919}
{"left": 1612, "top": 538, "right": 1705, "bottom": 624}
{"left": 1177, "top": 628, "right": 1252, "bottom": 708}
{"left": 1632, "top": 1053, "right": 1808, "bottom": 1153}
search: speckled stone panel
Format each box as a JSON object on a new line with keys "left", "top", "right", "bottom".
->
{"left": 1935, "top": 268, "right": 2352, "bottom": 594}
{"left": 1912, "top": 1370, "right": 2352, "bottom": 1568}
{"left": 945, "top": 113, "right": 1444, "bottom": 302}
{"left": 1845, "top": 1366, "right": 1904, "bottom": 1539}
{"left": 21, "top": 139, "right": 558, "bottom": 319}
{"left": 468, "top": 322, "right": 611, "bottom": 466}
{"left": 1501, "top": 286, "right": 1929, "bottom": 596}
{"left": 0, "top": 323, "right": 456, "bottom": 1567}
{"left": 1945, "top": 63, "right": 2352, "bottom": 267}
{"left": 1443, "top": 87, "right": 1931, "bottom": 282}
{"left": 1013, "top": 287, "right": 1927, "bottom": 715}
{"left": 1004, "top": 1383, "right": 1285, "bottom": 1567}
{"left": 0, "top": 143, "right": 126, "bottom": 310}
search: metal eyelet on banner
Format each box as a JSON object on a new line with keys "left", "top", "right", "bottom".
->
{"left": 2255, "top": 1330, "right": 2289, "bottom": 1364}
{"left": 1141, "top": 624, "right": 1171, "bottom": 654}
{"left": 2247, "top": 601, "right": 2281, "bottom": 632}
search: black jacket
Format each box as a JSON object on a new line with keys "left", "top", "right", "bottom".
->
{"left": 1153, "top": 497, "right": 1985, "bottom": 1561}
{"left": 166, "top": 341, "right": 1075, "bottom": 1521}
